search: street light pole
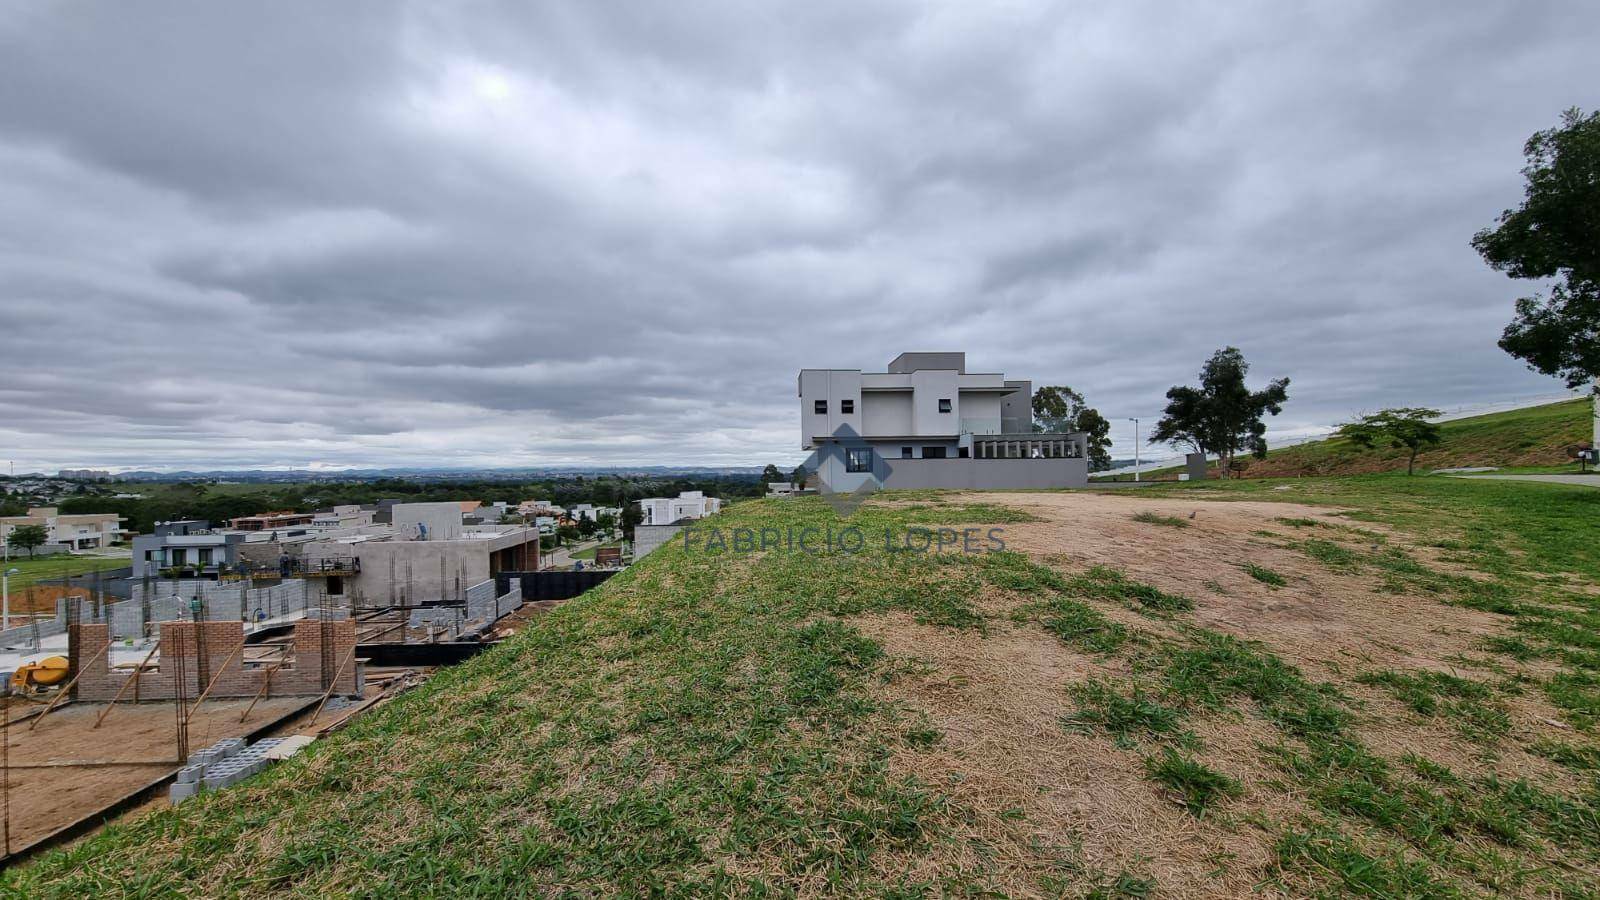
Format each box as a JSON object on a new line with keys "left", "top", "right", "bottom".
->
{"left": 3, "top": 572, "right": 14, "bottom": 633}
{"left": 2, "top": 536, "right": 10, "bottom": 630}
{"left": 1127, "top": 418, "right": 1141, "bottom": 482}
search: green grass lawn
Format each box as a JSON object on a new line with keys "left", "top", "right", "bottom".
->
{"left": 1, "top": 552, "right": 130, "bottom": 591}
{"left": 1097, "top": 396, "right": 1593, "bottom": 480}
{"left": 8, "top": 482, "right": 1600, "bottom": 896}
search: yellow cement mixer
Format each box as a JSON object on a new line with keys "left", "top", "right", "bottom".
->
{"left": 10, "top": 655, "right": 70, "bottom": 691}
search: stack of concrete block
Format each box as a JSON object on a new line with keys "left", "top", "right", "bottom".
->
{"left": 170, "top": 736, "right": 298, "bottom": 804}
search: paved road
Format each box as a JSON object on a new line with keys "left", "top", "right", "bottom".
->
{"left": 1457, "top": 474, "right": 1600, "bottom": 488}
{"left": 542, "top": 536, "right": 611, "bottom": 569}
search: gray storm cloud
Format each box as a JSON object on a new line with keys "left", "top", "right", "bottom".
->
{"left": 0, "top": 1, "right": 1593, "bottom": 471}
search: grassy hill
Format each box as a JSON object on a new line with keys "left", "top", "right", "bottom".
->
{"left": 1106, "top": 397, "right": 1592, "bottom": 480}
{"left": 9, "top": 482, "right": 1600, "bottom": 896}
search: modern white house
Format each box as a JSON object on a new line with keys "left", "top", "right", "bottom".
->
{"left": 799, "top": 352, "right": 1090, "bottom": 491}
{"left": 129, "top": 520, "right": 245, "bottom": 577}
{"left": 311, "top": 505, "right": 375, "bottom": 529}
{"left": 567, "top": 504, "right": 619, "bottom": 523}
{"left": 0, "top": 507, "right": 126, "bottom": 552}
{"left": 637, "top": 491, "right": 723, "bottom": 525}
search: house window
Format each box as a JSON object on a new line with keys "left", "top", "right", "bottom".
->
{"left": 841, "top": 399, "right": 854, "bottom": 414}
{"left": 923, "top": 446, "right": 947, "bottom": 459}
{"left": 197, "top": 548, "right": 213, "bottom": 565}
{"left": 938, "top": 398, "right": 952, "bottom": 413}
{"left": 846, "top": 447, "right": 873, "bottom": 473}
{"left": 901, "top": 446, "right": 913, "bottom": 459}
{"left": 814, "top": 400, "right": 827, "bottom": 414}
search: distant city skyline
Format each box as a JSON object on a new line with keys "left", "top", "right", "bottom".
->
{"left": 2, "top": 3, "right": 1594, "bottom": 472}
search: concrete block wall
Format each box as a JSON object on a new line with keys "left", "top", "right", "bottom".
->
{"left": 633, "top": 524, "right": 683, "bottom": 558}
{"left": 405, "top": 579, "right": 519, "bottom": 638}
{"left": 0, "top": 618, "right": 65, "bottom": 647}
{"left": 497, "top": 578, "right": 521, "bottom": 619}
{"left": 879, "top": 456, "right": 1090, "bottom": 489}
{"left": 9, "top": 573, "right": 321, "bottom": 643}
{"left": 111, "top": 599, "right": 145, "bottom": 637}
{"left": 70, "top": 617, "right": 359, "bottom": 702}
{"left": 0, "top": 595, "right": 108, "bottom": 647}
{"left": 465, "top": 579, "right": 497, "bottom": 623}
{"left": 106, "top": 580, "right": 313, "bottom": 638}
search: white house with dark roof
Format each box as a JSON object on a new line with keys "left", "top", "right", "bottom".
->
{"left": 798, "top": 352, "right": 1089, "bottom": 491}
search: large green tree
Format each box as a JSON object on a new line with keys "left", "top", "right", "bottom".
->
{"left": 760, "top": 464, "right": 785, "bottom": 484}
{"left": 1031, "top": 385, "right": 1114, "bottom": 471}
{"left": 1031, "top": 385, "right": 1085, "bottom": 433}
{"left": 6, "top": 523, "right": 49, "bottom": 558}
{"left": 1337, "top": 407, "right": 1443, "bottom": 476}
{"left": 1472, "top": 108, "right": 1600, "bottom": 391}
{"left": 1150, "top": 348, "right": 1290, "bottom": 479}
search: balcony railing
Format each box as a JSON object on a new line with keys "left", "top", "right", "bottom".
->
{"left": 971, "top": 434, "right": 1085, "bottom": 459}
{"left": 153, "top": 556, "right": 361, "bottom": 580}
{"left": 287, "top": 556, "right": 361, "bottom": 577}
{"left": 959, "top": 418, "right": 1003, "bottom": 435}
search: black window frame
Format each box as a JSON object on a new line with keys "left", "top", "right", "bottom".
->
{"left": 845, "top": 447, "right": 874, "bottom": 473}
{"left": 814, "top": 400, "right": 827, "bottom": 414}
{"left": 841, "top": 399, "right": 854, "bottom": 414}
{"left": 922, "top": 446, "right": 947, "bottom": 459}
{"left": 901, "top": 446, "right": 914, "bottom": 459}
{"left": 938, "top": 398, "right": 952, "bottom": 413}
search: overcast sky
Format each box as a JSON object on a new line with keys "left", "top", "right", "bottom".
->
{"left": 1, "top": 2, "right": 1594, "bottom": 473}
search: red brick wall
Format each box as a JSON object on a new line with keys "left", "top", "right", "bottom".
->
{"left": 71, "top": 618, "right": 358, "bottom": 702}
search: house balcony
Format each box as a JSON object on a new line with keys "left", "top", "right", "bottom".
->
{"left": 959, "top": 417, "right": 1004, "bottom": 435}
{"left": 157, "top": 564, "right": 226, "bottom": 579}
{"left": 965, "top": 432, "right": 1086, "bottom": 459}
{"left": 288, "top": 556, "right": 361, "bottom": 577}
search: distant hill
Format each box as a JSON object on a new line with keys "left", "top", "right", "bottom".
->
{"left": 1112, "top": 397, "right": 1591, "bottom": 479}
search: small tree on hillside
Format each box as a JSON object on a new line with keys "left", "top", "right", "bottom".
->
{"left": 1032, "top": 385, "right": 1114, "bottom": 471}
{"left": 1337, "top": 408, "right": 1443, "bottom": 476}
{"left": 1151, "top": 348, "right": 1290, "bottom": 479}
{"left": 761, "top": 464, "right": 785, "bottom": 484}
{"left": 7, "top": 523, "right": 49, "bottom": 558}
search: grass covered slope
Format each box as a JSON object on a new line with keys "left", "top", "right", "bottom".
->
{"left": 10, "top": 500, "right": 1070, "bottom": 896}
{"left": 1106, "top": 397, "right": 1592, "bottom": 479}
{"left": 10, "top": 482, "right": 1600, "bottom": 897}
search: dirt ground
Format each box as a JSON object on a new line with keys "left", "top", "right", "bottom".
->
{"left": 0, "top": 697, "right": 314, "bottom": 853}
{"left": 859, "top": 490, "right": 1587, "bottom": 897}
{"left": 963, "top": 490, "right": 1507, "bottom": 679}
{"left": 862, "top": 609, "right": 1291, "bottom": 898}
